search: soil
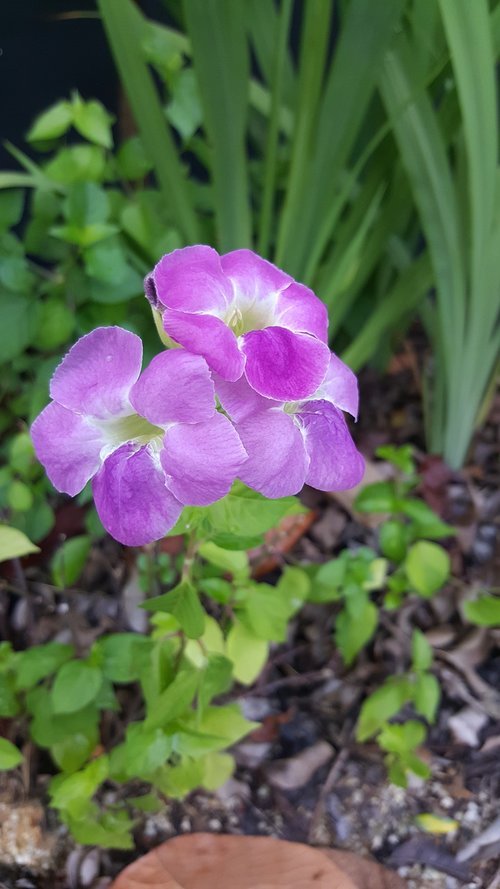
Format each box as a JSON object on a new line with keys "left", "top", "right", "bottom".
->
{"left": 0, "top": 346, "right": 499, "bottom": 889}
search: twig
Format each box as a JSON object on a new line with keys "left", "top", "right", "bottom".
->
{"left": 308, "top": 746, "right": 350, "bottom": 843}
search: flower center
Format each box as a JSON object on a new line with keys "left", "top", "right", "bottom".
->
{"left": 224, "top": 299, "right": 276, "bottom": 336}
{"left": 93, "top": 413, "right": 164, "bottom": 455}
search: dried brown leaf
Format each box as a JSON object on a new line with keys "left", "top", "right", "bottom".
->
{"left": 111, "top": 834, "right": 407, "bottom": 889}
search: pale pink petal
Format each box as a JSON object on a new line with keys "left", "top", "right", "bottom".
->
{"left": 236, "top": 410, "right": 309, "bottom": 498}
{"left": 221, "top": 249, "right": 292, "bottom": 303}
{"left": 275, "top": 282, "right": 328, "bottom": 342}
{"left": 241, "top": 327, "right": 330, "bottom": 400}
{"left": 161, "top": 413, "right": 247, "bottom": 506}
{"left": 92, "top": 444, "right": 182, "bottom": 546}
{"left": 31, "top": 402, "right": 104, "bottom": 497}
{"left": 162, "top": 309, "right": 245, "bottom": 382}
{"left": 315, "top": 352, "right": 359, "bottom": 419}
{"left": 146, "top": 245, "right": 232, "bottom": 313}
{"left": 214, "top": 374, "right": 275, "bottom": 423}
{"left": 50, "top": 327, "right": 143, "bottom": 420}
{"left": 299, "top": 400, "right": 365, "bottom": 491}
{"left": 130, "top": 351, "right": 215, "bottom": 426}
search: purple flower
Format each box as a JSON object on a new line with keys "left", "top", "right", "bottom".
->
{"left": 145, "top": 246, "right": 330, "bottom": 402}
{"left": 31, "top": 327, "right": 247, "bottom": 546}
{"left": 215, "top": 353, "right": 365, "bottom": 498}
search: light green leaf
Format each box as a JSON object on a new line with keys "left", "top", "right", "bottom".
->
{"left": 463, "top": 594, "right": 500, "bottom": 627}
{"left": 413, "top": 672, "right": 440, "bottom": 723}
{"left": 97, "top": 634, "right": 152, "bottom": 684}
{"left": 15, "top": 643, "right": 74, "bottom": 691}
{"left": 72, "top": 96, "right": 114, "bottom": 148}
{"left": 27, "top": 101, "right": 73, "bottom": 142}
{"left": 335, "top": 599, "right": 378, "bottom": 666}
{"left": 51, "top": 661, "right": 103, "bottom": 714}
{"left": 226, "top": 621, "right": 268, "bottom": 685}
{"left": 202, "top": 751, "right": 234, "bottom": 791}
{"left": 354, "top": 482, "right": 397, "bottom": 514}
{"left": 145, "top": 668, "right": 199, "bottom": 730}
{"left": 357, "top": 676, "right": 411, "bottom": 741}
{"left": 379, "top": 520, "right": 408, "bottom": 563}
{"left": 405, "top": 541, "right": 450, "bottom": 597}
{"left": 0, "top": 738, "right": 23, "bottom": 771}
{"left": 142, "top": 580, "right": 205, "bottom": 639}
{"left": 199, "top": 542, "right": 248, "bottom": 580}
{"left": 0, "top": 525, "right": 39, "bottom": 562}
{"left": 51, "top": 535, "right": 91, "bottom": 588}
{"left": 411, "top": 630, "right": 433, "bottom": 673}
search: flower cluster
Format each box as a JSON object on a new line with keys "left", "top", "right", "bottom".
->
{"left": 32, "top": 247, "right": 364, "bottom": 545}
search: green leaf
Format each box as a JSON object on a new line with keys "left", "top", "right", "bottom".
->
{"left": 145, "top": 668, "right": 199, "bottom": 730}
{"left": 335, "top": 598, "right": 378, "bottom": 666}
{"left": 206, "top": 483, "right": 301, "bottom": 539}
{"left": 66, "top": 809, "right": 134, "bottom": 849}
{"left": 378, "top": 720, "right": 426, "bottom": 754}
{"left": 115, "top": 136, "right": 153, "bottom": 180}
{"left": 0, "top": 674, "right": 19, "bottom": 717}
{"left": 375, "top": 444, "right": 415, "bottom": 475}
{"left": 379, "top": 520, "right": 408, "bottom": 563}
{"left": 122, "top": 722, "right": 172, "bottom": 778}
{"left": 44, "top": 145, "right": 106, "bottom": 183}
{"left": 413, "top": 672, "right": 440, "bottom": 723}
{"left": 357, "top": 676, "right": 411, "bottom": 741}
{"left": 28, "top": 692, "right": 99, "bottom": 749}
{"left": 27, "top": 100, "right": 73, "bottom": 142}
{"left": 184, "top": 0, "right": 251, "bottom": 249}
{"left": 463, "top": 594, "right": 500, "bottom": 627}
{"left": 0, "top": 190, "right": 24, "bottom": 231}
{"left": 181, "top": 703, "right": 257, "bottom": 750}
{"left": 0, "top": 738, "right": 23, "bottom": 771}
{"left": 202, "top": 751, "right": 234, "bottom": 791}
{"left": 226, "top": 621, "right": 268, "bottom": 685}
{"left": 167, "top": 68, "right": 203, "bottom": 142}
{"left": 400, "top": 499, "right": 455, "bottom": 539}
{"left": 411, "top": 630, "right": 433, "bottom": 673}
{"left": 0, "top": 292, "right": 38, "bottom": 363}
{"left": 199, "top": 654, "right": 233, "bottom": 712}
{"left": 51, "top": 661, "right": 103, "bottom": 714}
{"left": 310, "top": 557, "right": 347, "bottom": 602}
{"left": 199, "top": 542, "right": 248, "bottom": 580}
{"left": 0, "top": 525, "right": 39, "bottom": 562}
{"left": 97, "top": 634, "right": 152, "bottom": 683}
{"left": 405, "top": 541, "right": 450, "bottom": 597}
{"left": 98, "top": 0, "right": 200, "bottom": 242}
{"left": 15, "top": 642, "right": 74, "bottom": 691}
{"left": 354, "top": 482, "right": 397, "bottom": 514}
{"left": 51, "top": 535, "right": 91, "bottom": 588}
{"left": 36, "top": 299, "right": 75, "bottom": 351}
{"left": 72, "top": 96, "right": 114, "bottom": 148}
{"left": 243, "top": 582, "right": 296, "bottom": 642}
{"left": 51, "top": 730, "right": 98, "bottom": 773}
{"left": 142, "top": 580, "right": 205, "bottom": 639}
{"left": 49, "top": 755, "right": 108, "bottom": 819}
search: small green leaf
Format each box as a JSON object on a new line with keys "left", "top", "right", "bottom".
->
{"left": 115, "top": 136, "right": 153, "bottom": 180}
{"left": 7, "top": 480, "right": 33, "bottom": 512}
{"left": 0, "top": 525, "right": 39, "bottom": 562}
{"left": 199, "top": 542, "right": 249, "bottom": 580}
{"left": 27, "top": 100, "right": 73, "bottom": 141}
{"left": 97, "top": 634, "right": 152, "bottom": 683}
{"left": 335, "top": 598, "right": 378, "bottom": 665}
{"left": 0, "top": 738, "right": 23, "bottom": 771}
{"left": 463, "top": 594, "right": 500, "bottom": 627}
{"left": 378, "top": 720, "right": 426, "bottom": 754}
{"left": 72, "top": 97, "right": 114, "bottom": 148}
{"left": 0, "top": 674, "right": 19, "bottom": 717}
{"left": 145, "top": 668, "right": 199, "bottom": 730}
{"left": 142, "top": 580, "right": 205, "bottom": 639}
{"left": 357, "top": 676, "right": 411, "bottom": 741}
{"left": 49, "top": 755, "right": 108, "bottom": 819}
{"left": 413, "top": 672, "right": 440, "bottom": 723}
{"left": 411, "top": 630, "right": 433, "bottom": 672}
{"left": 122, "top": 723, "right": 172, "bottom": 778}
{"left": 202, "top": 751, "right": 234, "bottom": 791}
{"left": 15, "top": 642, "right": 74, "bottom": 691}
{"left": 51, "top": 661, "right": 103, "bottom": 714}
{"left": 51, "top": 731, "right": 97, "bottom": 773}
{"left": 199, "top": 654, "right": 233, "bottom": 711}
{"left": 379, "top": 520, "right": 408, "bottom": 563}
{"left": 415, "top": 813, "right": 458, "bottom": 834}
{"left": 226, "top": 621, "right": 268, "bottom": 685}
{"left": 375, "top": 444, "right": 415, "bottom": 475}
{"left": 401, "top": 499, "right": 455, "bottom": 539}
{"left": 405, "top": 541, "right": 450, "bottom": 597}
{"left": 51, "top": 535, "right": 91, "bottom": 588}
{"left": 354, "top": 481, "right": 397, "bottom": 514}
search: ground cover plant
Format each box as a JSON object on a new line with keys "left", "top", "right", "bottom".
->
{"left": 0, "top": 1, "right": 498, "bottom": 886}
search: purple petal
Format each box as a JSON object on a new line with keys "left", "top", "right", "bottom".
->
{"left": 315, "top": 352, "right": 359, "bottom": 419}
{"left": 275, "top": 282, "right": 328, "bottom": 342}
{"left": 92, "top": 444, "right": 182, "bottom": 546}
{"left": 31, "top": 402, "right": 104, "bottom": 497}
{"left": 161, "top": 413, "right": 247, "bottom": 506}
{"left": 221, "top": 249, "right": 292, "bottom": 303}
{"left": 147, "top": 246, "right": 232, "bottom": 313}
{"left": 50, "top": 327, "right": 143, "bottom": 420}
{"left": 130, "top": 351, "right": 215, "bottom": 426}
{"left": 214, "top": 374, "right": 275, "bottom": 423}
{"left": 299, "top": 400, "right": 365, "bottom": 491}
{"left": 236, "top": 409, "right": 308, "bottom": 498}
{"left": 163, "top": 309, "right": 245, "bottom": 382}
{"left": 241, "top": 327, "right": 330, "bottom": 400}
